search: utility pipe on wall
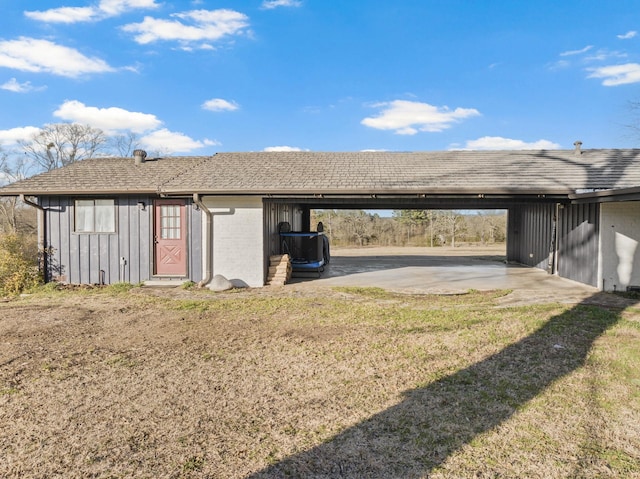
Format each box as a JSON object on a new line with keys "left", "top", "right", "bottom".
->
{"left": 193, "top": 193, "right": 213, "bottom": 287}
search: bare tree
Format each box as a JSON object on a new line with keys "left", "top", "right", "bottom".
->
{"left": 394, "top": 210, "right": 428, "bottom": 245}
{"left": 436, "top": 211, "right": 465, "bottom": 248}
{"left": 110, "top": 131, "right": 141, "bottom": 157}
{"left": 20, "top": 123, "right": 107, "bottom": 171}
{"left": 344, "top": 210, "right": 374, "bottom": 246}
{"left": 0, "top": 148, "right": 16, "bottom": 232}
{"left": 629, "top": 101, "right": 640, "bottom": 136}
{"left": 0, "top": 147, "right": 35, "bottom": 233}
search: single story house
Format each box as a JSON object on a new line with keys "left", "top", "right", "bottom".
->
{"left": 1, "top": 145, "right": 640, "bottom": 291}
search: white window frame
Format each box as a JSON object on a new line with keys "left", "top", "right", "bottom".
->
{"left": 74, "top": 199, "right": 116, "bottom": 233}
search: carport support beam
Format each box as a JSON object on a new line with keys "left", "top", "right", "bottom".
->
{"left": 302, "top": 207, "right": 311, "bottom": 231}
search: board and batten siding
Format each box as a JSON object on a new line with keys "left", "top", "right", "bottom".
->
{"left": 39, "top": 196, "right": 202, "bottom": 285}
{"left": 557, "top": 203, "right": 600, "bottom": 287}
{"left": 507, "top": 203, "right": 556, "bottom": 270}
{"left": 263, "top": 200, "right": 304, "bottom": 260}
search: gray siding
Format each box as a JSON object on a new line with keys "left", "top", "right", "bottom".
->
{"left": 507, "top": 202, "right": 600, "bottom": 287}
{"left": 557, "top": 203, "right": 599, "bottom": 287}
{"left": 507, "top": 203, "right": 555, "bottom": 270}
{"left": 263, "top": 200, "right": 304, "bottom": 258}
{"left": 40, "top": 195, "right": 203, "bottom": 285}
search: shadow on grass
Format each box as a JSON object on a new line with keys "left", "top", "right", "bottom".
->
{"left": 248, "top": 296, "right": 622, "bottom": 478}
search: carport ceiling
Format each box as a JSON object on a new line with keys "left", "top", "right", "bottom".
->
{"left": 265, "top": 194, "right": 567, "bottom": 210}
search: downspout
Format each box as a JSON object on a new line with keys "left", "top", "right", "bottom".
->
{"left": 193, "top": 193, "right": 212, "bottom": 287}
{"left": 19, "top": 195, "right": 48, "bottom": 281}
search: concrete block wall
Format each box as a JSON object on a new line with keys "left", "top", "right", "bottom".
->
{"left": 204, "top": 196, "right": 265, "bottom": 288}
{"left": 599, "top": 201, "right": 640, "bottom": 292}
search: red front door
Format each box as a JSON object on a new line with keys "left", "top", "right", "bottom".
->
{"left": 154, "top": 199, "right": 187, "bottom": 276}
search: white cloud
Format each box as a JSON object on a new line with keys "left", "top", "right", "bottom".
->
{"left": 0, "top": 78, "right": 44, "bottom": 93}
{"left": 53, "top": 100, "right": 162, "bottom": 133}
{"left": 122, "top": 9, "right": 250, "bottom": 48}
{"left": 617, "top": 30, "right": 637, "bottom": 40}
{"left": 0, "top": 126, "right": 40, "bottom": 145}
{"left": 361, "top": 100, "right": 480, "bottom": 135}
{"left": 50, "top": 100, "right": 215, "bottom": 153}
{"left": 0, "top": 37, "right": 114, "bottom": 77}
{"left": 25, "top": 6, "right": 96, "bottom": 23}
{"left": 140, "top": 128, "right": 206, "bottom": 153}
{"left": 457, "top": 136, "right": 560, "bottom": 151}
{"left": 25, "top": 0, "right": 159, "bottom": 24}
{"left": 560, "top": 45, "right": 593, "bottom": 57}
{"left": 584, "top": 49, "right": 627, "bottom": 62}
{"left": 261, "top": 0, "right": 302, "bottom": 9}
{"left": 548, "top": 59, "right": 570, "bottom": 70}
{"left": 99, "top": 0, "right": 159, "bottom": 16}
{"left": 588, "top": 63, "right": 640, "bottom": 86}
{"left": 202, "top": 98, "right": 239, "bottom": 112}
{"left": 263, "top": 146, "right": 307, "bottom": 152}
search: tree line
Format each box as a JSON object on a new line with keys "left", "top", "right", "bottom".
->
{"left": 312, "top": 209, "right": 506, "bottom": 248}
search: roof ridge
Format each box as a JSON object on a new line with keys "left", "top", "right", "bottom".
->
{"left": 157, "top": 155, "right": 213, "bottom": 194}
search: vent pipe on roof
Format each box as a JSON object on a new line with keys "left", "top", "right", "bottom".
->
{"left": 573, "top": 140, "right": 583, "bottom": 156}
{"left": 133, "top": 149, "right": 147, "bottom": 165}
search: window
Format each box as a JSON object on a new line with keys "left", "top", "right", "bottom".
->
{"left": 160, "top": 204, "right": 181, "bottom": 239}
{"left": 75, "top": 199, "right": 116, "bottom": 233}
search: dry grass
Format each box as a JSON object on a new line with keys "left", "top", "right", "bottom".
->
{"left": 0, "top": 285, "right": 639, "bottom": 478}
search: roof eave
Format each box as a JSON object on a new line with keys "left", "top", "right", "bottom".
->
{"left": 0, "top": 188, "right": 162, "bottom": 197}
{"left": 569, "top": 186, "right": 640, "bottom": 203}
{"left": 161, "top": 187, "right": 573, "bottom": 197}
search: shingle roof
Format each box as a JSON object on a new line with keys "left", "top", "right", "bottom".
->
{"left": 0, "top": 156, "right": 205, "bottom": 195}
{"left": 2, "top": 149, "right": 640, "bottom": 197}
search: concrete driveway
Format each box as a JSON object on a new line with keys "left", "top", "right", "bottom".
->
{"left": 289, "top": 246, "right": 598, "bottom": 305}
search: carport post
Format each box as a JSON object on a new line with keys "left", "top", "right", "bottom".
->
{"left": 302, "top": 206, "right": 311, "bottom": 231}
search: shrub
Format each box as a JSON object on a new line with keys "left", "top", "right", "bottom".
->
{"left": 0, "top": 233, "right": 41, "bottom": 295}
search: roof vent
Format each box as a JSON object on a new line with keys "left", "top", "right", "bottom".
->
{"left": 133, "top": 149, "right": 147, "bottom": 165}
{"left": 573, "top": 140, "right": 582, "bottom": 156}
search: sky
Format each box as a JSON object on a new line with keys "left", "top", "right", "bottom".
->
{"left": 1, "top": 0, "right": 640, "bottom": 156}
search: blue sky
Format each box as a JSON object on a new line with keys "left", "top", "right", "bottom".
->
{"left": 1, "top": 0, "right": 640, "bottom": 155}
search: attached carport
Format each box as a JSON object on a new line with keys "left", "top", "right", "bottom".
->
{"left": 254, "top": 146, "right": 640, "bottom": 290}
{"left": 263, "top": 193, "right": 571, "bottom": 284}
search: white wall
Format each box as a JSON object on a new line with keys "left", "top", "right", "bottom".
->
{"left": 203, "top": 196, "right": 265, "bottom": 288}
{"left": 599, "top": 201, "right": 640, "bottom": 292}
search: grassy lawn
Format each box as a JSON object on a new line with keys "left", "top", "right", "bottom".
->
{"left": 1, "top": 286, "right": 639, "bottom": 478}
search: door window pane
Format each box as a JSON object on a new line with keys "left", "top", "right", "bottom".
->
{"left": 160, "top": 205, "right": 181, "bottom": 239}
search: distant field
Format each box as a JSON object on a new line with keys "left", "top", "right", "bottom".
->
{"left": 331, "top": 243, "right": 506, "bottom": 256}
{"left": 1, "top": 285, "right": 639, "bottom": 478}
